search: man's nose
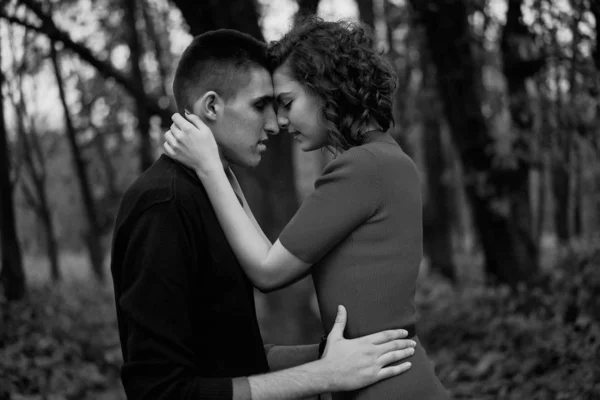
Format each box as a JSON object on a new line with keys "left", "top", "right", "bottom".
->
{"left": 264, "top": 106, "right": 280, "bottom": 136}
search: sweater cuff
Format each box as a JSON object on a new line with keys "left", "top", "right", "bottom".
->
{"left": 232, "top": 377, "right": 251, "bottom": 400}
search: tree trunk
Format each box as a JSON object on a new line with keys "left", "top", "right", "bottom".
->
{"left": 410, "top": 0, "right": 538, "bottom": 285}
{"left": 500, "top": 0, "right": 541, "bottom": 259}
{"left": 553, "top": 152, "right": 571, "bottom": 242}
{"left": 19, "top": 127, "right": 61, "bottom": 282}
{"left": 296, "top": 0, "right": 321, "bottom": 20}
{"left": 40, "top": 200, "right": 60, "bottom": 281}
{"left": 171, "top": 0, "right": 263, "bottom": 38}
{"left": 0, "top": 40, "right": 26, "bottom": 301}
{"left": 171, "top": 0, "right": 321, "bottom": 344}
{"left": 50, "top": 43, "right": 105, "bottom": 281}
{"left": 124, "top": 0, "right": 154, "bottom": 171}
{"left": 12, "top": 43, "right": 61, "bottom": 281}
{"left": 420, "top": 60, "right": 456, "bottom": 282}
{"left": 140, "top": 0, "right": 172, "bottom": 101}
{"left": 356, "top": 0, "right": 375, "bottom": 30}
{"left": 593, "top": 2, "right": 600, "bottom": 70}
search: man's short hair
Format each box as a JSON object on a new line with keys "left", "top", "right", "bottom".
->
{"left": 172, "top": 29, "right": 269, "bottom": 113}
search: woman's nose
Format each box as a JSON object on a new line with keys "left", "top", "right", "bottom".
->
{"left": 277, "top": 114, "right": 289, "bottom": 129}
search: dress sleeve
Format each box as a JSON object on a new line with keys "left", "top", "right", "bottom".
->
{"left": 279, "top": 148, "right": 380, "bottom": 264}
{"left": 116, "top": 202, "right": 235, "bottom": 400}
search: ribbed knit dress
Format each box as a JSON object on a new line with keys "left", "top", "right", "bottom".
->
{"left": 279, "top": 131, "right": 449, "bottom": 400}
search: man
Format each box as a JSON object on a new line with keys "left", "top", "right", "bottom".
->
{"left": 110, "top": 29, "right": 415, "bottom": 400}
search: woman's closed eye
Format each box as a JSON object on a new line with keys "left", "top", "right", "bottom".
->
{"left": 279, "top": 100, "right": 293, "bottom": 110}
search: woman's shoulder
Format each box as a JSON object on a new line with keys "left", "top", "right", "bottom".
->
{"left": 323, "top": 146, "right": 379, "bottom": 175}
{"left": 326, "top": 142, "right": 415, "bottom": 173}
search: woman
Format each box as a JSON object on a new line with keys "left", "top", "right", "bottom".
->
{"left": 165, "top": 17, "right": 449, "bottom": 400}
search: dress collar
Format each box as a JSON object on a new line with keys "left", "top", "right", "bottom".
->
{"left": 362, "top": 130, "right": 397, "bottom": 145}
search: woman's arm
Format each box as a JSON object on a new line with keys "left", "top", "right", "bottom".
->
{"left": 164, "top": 113, "right": 311, "bottom": 291}
{"left": 199, "top": 165, "right": 311, "bottom": 291}
{"left": 227, "top": 168, "right": 271, "bottom": 247}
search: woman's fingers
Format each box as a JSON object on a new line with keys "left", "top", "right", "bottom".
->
{"left": 163, "top": 140, "right": 175, "bottom": 156}
{"left": 171, "top": 112, "right": 213, "bottom": 142}
{"left": 165, "top": 130, "right": 178, "bottom": 148}
{"left": 171, "top": 113, "right": 194, "bottom": 131}
{"left": 184, "top": 110, "right": 209, "bottom": 131}
{"left": 377, "top": 348, "right": 415, "bottom": 367}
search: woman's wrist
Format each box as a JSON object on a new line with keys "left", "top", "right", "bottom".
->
{"left": 195, "top": 162, "right": 223, "bottom": 181}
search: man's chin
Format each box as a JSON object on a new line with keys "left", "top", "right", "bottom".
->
{"left": 232, "top": 155, "right": 262, "bottom": 169}
{"left": 247, "top": 155, "right": 263, "bottom": 168}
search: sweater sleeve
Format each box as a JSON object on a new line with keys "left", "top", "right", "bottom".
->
{"left": 279, "top": 148, "right": 380, "bottom": 264}
{"left": 117, "top": 201, "right": 235, "bottom": 400}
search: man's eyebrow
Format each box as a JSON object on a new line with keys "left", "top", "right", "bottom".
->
{"left": 254, "top": 95, "right": 274, "bottom": 103}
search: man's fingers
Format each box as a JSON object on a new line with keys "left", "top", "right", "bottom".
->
{"left": 376, "top": 339, "right": 417, "bottom": 356}
{"left": 377, "top": 362, "right": 412, "bottom": 381}
{"left": 368, "top": 329, "right": 408, "bottom": 345}
{"left": 328, "top": 305, "right": 347, "bottom": 340}
{"left": 377, "top": 348, "right": 415, "bottom": 367}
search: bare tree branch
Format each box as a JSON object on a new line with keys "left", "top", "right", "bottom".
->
{"left": 19, "top": 178, "right": 42, "bottom": 216}
{"left": 0, "top": 3, "right": 173, "bottom": 122}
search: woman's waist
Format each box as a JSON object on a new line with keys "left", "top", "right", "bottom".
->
{"left": 318, "top": 299, "right": 417, "bottom": 338}
{"left": 333, "top": 338, "right": 449, "bottom": 400}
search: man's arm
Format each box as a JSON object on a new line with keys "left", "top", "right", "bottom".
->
{"left": 115, "top": 202, "right": 239, "bottom": 399}
{"left": 115, "top": 200, "right": 414, "bottom": 400}
{"left": 249, "top": 306, "right": 415, "bottom": 399}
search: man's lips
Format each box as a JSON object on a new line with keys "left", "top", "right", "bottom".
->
{"left": 257, "top": 140, "right": 268, "bottom": 151}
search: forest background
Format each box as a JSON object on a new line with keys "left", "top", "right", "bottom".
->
{"left": 0, "top": 0, "right": 599, "bottom": 399}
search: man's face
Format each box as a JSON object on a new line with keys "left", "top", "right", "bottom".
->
{"left": 212, "top": 67, "right": 279, "bottom": 168}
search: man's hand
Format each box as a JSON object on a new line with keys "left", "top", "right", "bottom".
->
{"left": 319, "top": 305, "right": 416, "bottom": 392}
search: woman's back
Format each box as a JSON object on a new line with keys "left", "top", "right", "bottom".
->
{"left": 280, "top": 132, "right": 449, "bottom": 399}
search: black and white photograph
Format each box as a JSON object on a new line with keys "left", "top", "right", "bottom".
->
{"left": 0, "top": 0, "right": 599, "bottom": 399}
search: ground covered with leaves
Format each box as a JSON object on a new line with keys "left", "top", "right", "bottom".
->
{"left": 0, "top": 283, "right": 124, "bottom": 400}
{"left": 1, "top": 244, "right": 599, "bottom": 399}
{"left": 418, "top": 243, "right": 600, "bottom": 400}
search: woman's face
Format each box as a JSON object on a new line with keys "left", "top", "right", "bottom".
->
{"left": 272, "top": 65, "right": 330, "bottom": 151}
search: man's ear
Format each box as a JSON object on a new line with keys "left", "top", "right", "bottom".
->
{"left": 192, "top": 91, "right": 222, "bottom": 122}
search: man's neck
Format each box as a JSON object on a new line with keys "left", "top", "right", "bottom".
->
{"left": 218, "top": 146, "right": 230, "bottom": 171}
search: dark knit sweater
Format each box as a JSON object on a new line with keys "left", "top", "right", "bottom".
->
{"left": 110, "top": 155, "right": 269, "bottom": 399}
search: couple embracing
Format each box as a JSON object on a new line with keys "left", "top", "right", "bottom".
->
{"left": 111, "top": 16, "right": 449, "bottom": 400}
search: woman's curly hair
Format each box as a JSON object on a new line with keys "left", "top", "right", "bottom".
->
{"left": 268, "top": 16, "right": 398, "bottom": 151}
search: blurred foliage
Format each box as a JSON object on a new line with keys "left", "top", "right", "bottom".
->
{"left": 2, "top": 241, "right": 599, "bottom": 399}
{"left": 417, "top": 239, "right": 600, "bottom": 399}
{"left": 0, "top": 283, "right": 124, "bottom": 399}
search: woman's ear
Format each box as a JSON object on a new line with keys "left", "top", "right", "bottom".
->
{"left": 192, "top": 91, "right": 222, "bottom": 122}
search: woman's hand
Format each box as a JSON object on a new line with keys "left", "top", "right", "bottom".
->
{"left": 163, "top": 112, "right": 222, "bottom": 176}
